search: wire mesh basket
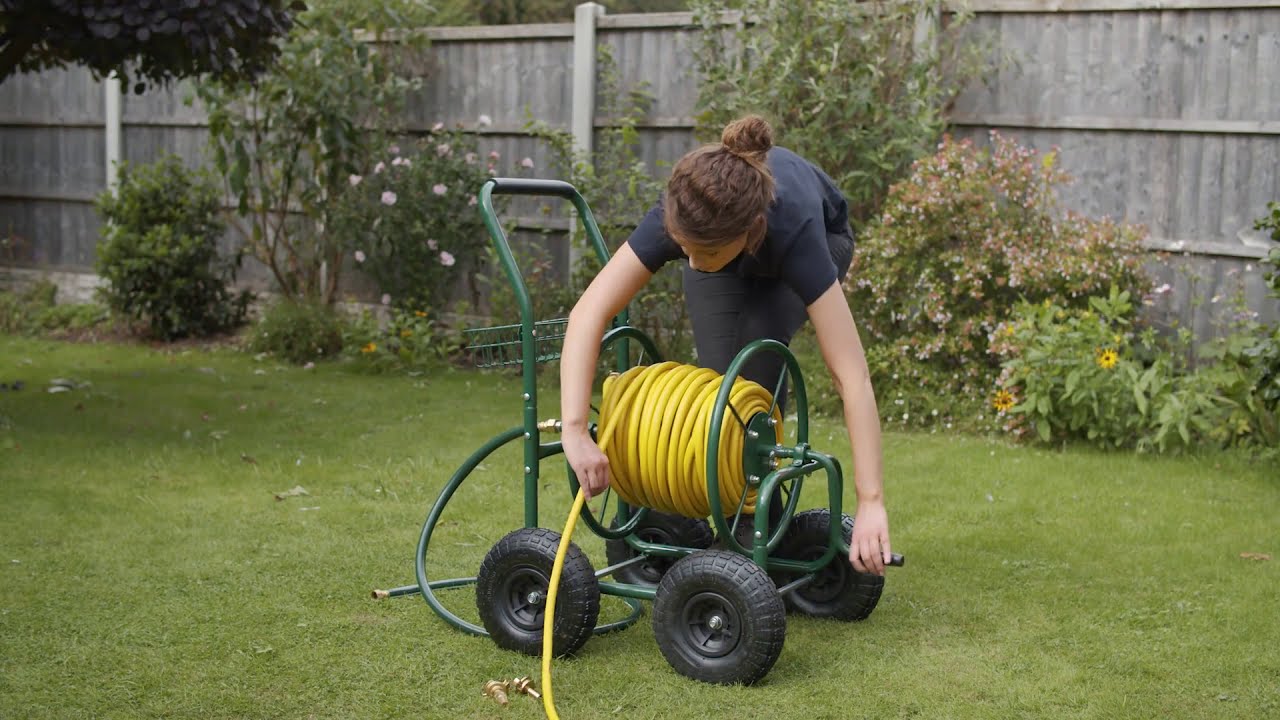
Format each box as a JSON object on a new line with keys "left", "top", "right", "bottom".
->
{"left": 464, "top": 318, "right": 570, "bottom": 368}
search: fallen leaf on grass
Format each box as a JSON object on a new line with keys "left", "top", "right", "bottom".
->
{"left": 274, "top": 485, "right": 310, "bottom": 500}
{"left": 1239, "top": 552, "right": 1271, "bottom": 561}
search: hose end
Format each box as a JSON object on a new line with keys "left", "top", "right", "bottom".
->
{"left": 371, "top": 589, "right": 390, "bottom": 600}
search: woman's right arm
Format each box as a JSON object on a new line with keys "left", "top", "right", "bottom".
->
{"left": 560, "top": 242, "right": 654, "bottom": 498}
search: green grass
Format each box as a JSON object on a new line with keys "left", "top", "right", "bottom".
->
{"left": 1, "top": 336, "right": 1277, "bottom": 719}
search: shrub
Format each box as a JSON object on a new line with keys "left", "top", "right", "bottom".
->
{"left": 995, "top": 287, "right": 1275, "bottom": 451}
{"left": 198, "top": 0, "right": 434, "bottom": 304}
{"left": 691, "top": 0, "right": 993, "bottom": 227}
{"left": 95, "top": 156, "right": 251, "bottom": 340}
{"left": 849, "top": 134, "right": 1151, "bottom": 401}
{"left": 342, "top": 307, "right": 464, "bottom": 373}
{"left": 331, "top": 130, "right": 496, "bottom": 314}
{"left": 247, "top": 300, "right": 345, "bottom": 364}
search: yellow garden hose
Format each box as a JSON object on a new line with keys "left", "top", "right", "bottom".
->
{"left": 541, "top": 363, "right": 781, "bottom": 719}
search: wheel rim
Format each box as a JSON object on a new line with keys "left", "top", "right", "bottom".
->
{"left": 500, "top": 564, "right": 548, "bottom": 632}
{"left": 678, "top": 591, "right": 742, "bottom": 659}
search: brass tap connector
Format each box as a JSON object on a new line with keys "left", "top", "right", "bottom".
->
{"left": 483, "top": 680, "right": 510, "bottom": 706}
{"left": 536, "top": 418, "right": 562, "bottom": 433}
{"left": 511, "top": 676, "right": 541, "bottom": 699}
{"left": 371, "top": 589, "right": 390, "bottom": 600}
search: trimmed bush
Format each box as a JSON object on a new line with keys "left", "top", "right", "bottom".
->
{"left": 95, "top": 155, "right": 250, "bottom": 340}
{"left": 247, "top": 300, "right": 346, "bottom": 364}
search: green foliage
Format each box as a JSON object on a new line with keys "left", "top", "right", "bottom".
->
{"left": 0, "top": 0, "right": 303, "bottom": 91}
{"left": 526, "top": 47, "right": 693, "bottom": 359}
{"left": 330, "top": 131, "right": 497, "bottom": 314}
{"left": 850, "top": 134, "right": 1150, "bottom": 403}
{"left": 1254, "top": 200, "right": 1280, "bottom": 244}
{"left": 691, "top": 0, "right": 992, "bottom": 228}
{"left": 342, "top": 307, "right": 464, "bottom": 372}
{"left": 422, "top": 0, "right": 690, "bottom": 24}
{"left": 196, "top": 0, "right": 429, "bottom": 304}
{"left": 95, "top": 156, "right": 250, "bottom": 340}
{"left": 247, "top": 299, "right": 346, "bottom": 364}
{"left": 995, "top": 287, "right": 1277, "bottom": 452}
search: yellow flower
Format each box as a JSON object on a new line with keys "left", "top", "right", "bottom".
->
{"left": 1003, "top": 325, "right": 1016, "bottom": 337}
{"left": 1113, "top": 334, "right": 1123, "bottom": 345}
{"left": 992, "top": 389, "right": 1016, "bottom": 413}
{"left": 414, "top": 310, "right": 427, "bottom": 318}
{"left": 1096, "top": 348, "right": 1118, "bottom": 369}
{"left": 361, "top": 342, "right": 377, "bottom": 354}
{"left": 400, "top": 329, "right": 413, "bottom": 338}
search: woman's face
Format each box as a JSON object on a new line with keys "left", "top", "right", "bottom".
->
{"left": 672, "top": 231, "right": 748, "bottom": 273}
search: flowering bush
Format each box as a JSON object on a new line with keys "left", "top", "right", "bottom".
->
{"left": 849, "top": 133, "right": 1152, "bottom": 384}
{"left": 994, "top": 287, "right": 1276, "bottom": 451}
{"left": 331, "top": 125, "right": 518, "bottom": 313}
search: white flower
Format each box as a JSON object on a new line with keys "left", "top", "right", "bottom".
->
{"left": 432, "top": 121, "right": 444, "bottom": 132}
{"left": 436, "top": 144, "right": 452, "bottom": 157}
{"left": 520, "top": 157, "right": 535, "bottom": 169}
{"left": 374, "top": 161, "right": 386, "bottom": 174}
{"left": 1154, "top": 283, "right": 1172, "bottom": 295}
{"left": 439, "top": 251, "right": 456, "bottom": 267}
{"left": 388, "top": 144, "right": 400, "bottom": 154}
{"left": 468, "top": 195, "right": 478, "bottom": 207}
{"left": 478, "top": 114, "right": 492, "bottom": 127}
{"left": 391, "top": 157, "right": 404, "bottom": 166}
{"left": 427, "top": 239, "right": 438, "bottom": 250}
{"left": 348, "top": 174, "right": 362, "bottom": 186}
{"left": 464, "top": 152, "right": 478, "bottom": 165}
{"left": 381, "top": 293, "right": 391, "bottom": 305}
{"left": 380, "top": 191, "right": 397, "bottom": 205}
{"left": 354, "top": 250, "right": 366, "bottom": 263}
{"left": 432, "top": 184, "right": 447, "bottom": 196}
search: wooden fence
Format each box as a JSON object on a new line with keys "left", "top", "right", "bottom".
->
{"left": 1, "top": 0, "right": 1277, "bottom": 336}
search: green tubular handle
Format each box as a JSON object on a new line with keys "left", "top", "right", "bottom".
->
{"left": 486, "top": 178, "right": 580, "bottom": 197}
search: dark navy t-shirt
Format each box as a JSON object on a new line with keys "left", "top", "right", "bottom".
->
{"left": 626, "top": 146, "right": 851, "bottom": 306}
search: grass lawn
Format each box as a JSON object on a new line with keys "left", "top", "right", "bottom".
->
{"left": 1, "top": 335, "right": 1277, "bottom": 719}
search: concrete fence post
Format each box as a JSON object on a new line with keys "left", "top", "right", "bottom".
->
{"left": 569, "top": 2, "right": 605, "bottom": 287}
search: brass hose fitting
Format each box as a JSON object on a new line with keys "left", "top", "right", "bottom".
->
{"left": 371, "top": 589, "right": 390, "bottom": 600}
{"left": 511, "top": 676, "right": 541, "bottom": 699}
{"left": 483, "top": 679, "right": 510, "bottom": 706}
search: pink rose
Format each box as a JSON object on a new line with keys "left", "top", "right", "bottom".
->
{"left": 381, "top": 191, "right": 397, "bottom": 205}
{"left": 439, "top": 251, "right": 456, "bottom": 267}
{"left": 432, "top": 184, "right": 447, "bottom": 196}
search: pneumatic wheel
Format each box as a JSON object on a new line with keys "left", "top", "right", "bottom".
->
{"left": 652, "top": 549, "right": 786, "bottom": 685}
{"left": 605, "top": 511, "right": 714, "bottom": 586}
{"left": 774, "top": 509, "right": 884, "bottom": 621}
{"left": 475, "top": 527, "right": 600, "bottom": 657}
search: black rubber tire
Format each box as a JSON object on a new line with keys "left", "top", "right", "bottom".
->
{"left": 774, "top": 509, "right": 884, "bottom": 621}
{"left": 475, "top": 527, "right": 600, "bottom": 657}
{"left": 604, "top": 511, "right": 714, "bottom": 586}
{"left": 652, "top": 549, "right": 786, "bottom": 685}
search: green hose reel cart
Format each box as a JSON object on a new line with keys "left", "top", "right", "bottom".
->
{"left": 375, "top": 178, "right": 902, "bottom": 686}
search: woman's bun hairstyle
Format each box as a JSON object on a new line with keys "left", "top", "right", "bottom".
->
{"left": 720, "top": 114, "right": 774, "bottom": 160}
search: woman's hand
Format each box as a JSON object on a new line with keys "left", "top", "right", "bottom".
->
{"left": 562, "top": 429, "right": 611, "bottom": 499}
{"left": 849, "top": 500, "right": 891, "bottom": 576}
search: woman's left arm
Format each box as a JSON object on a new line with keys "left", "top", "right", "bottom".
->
{"left": 806, "top": 282, "right": 892, "bottom": 575}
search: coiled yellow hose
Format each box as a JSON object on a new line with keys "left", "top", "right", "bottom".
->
{"left": 541, "top": 362, "right": 781, "bottom": 719}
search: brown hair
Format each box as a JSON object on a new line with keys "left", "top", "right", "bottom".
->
{"left": 663, "top": 115, "right": 775, "bottom": 252}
